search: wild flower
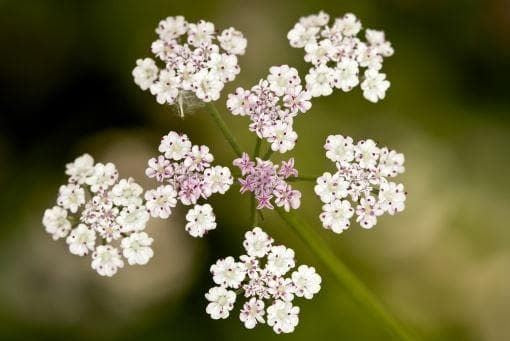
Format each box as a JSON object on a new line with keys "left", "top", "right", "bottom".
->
{"left": 233, "top": 153, "right": 301, "bottom": 211}
{"left": 145, "top": 131, "right": 233, "bottom": 237}
{"left": 288, "top": 11, "right": 394, "bottom": 102}
{"left": 226, "top": 65, "right": 311, "bottom": 153}
{"left": 205, "top": 227, "right": 321, "bottom": 333}
{"left": 315, "top": 135, "right": 406, "bottom": 232}
{"left": 42, "top": 154, "right": 153, "bottom": 276}
{"left": 132, "top": 16, "right": 247, "bottom": 115}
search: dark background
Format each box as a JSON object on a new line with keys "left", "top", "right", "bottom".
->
{"left": 1, "top": 0, "right": 509, "bottom": 340}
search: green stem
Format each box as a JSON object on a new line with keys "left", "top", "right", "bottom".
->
{"left": 253, "top": 137, "right": 262, "bottom": 158}
{"left": 287, "top": 175, "right": 317, "bottom": 182}
{"left": 275, "top": 207, "right": 412, "bottom": 340}
{"left": 206, "top": 103, "right": 243, "bottom": 157}
{"left": 261, "top": 147, "right": 274, "bottom": 160}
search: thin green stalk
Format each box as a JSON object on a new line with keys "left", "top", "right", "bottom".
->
{"left": 206, "top": 103, "right": 243, "bottom": 157}
{"left": 287, "top": 175, "right": 317, "bottom": 182}
{"left": 275, "top": 207, "right": 413, "bottom": 340}
{"left": 262, "top": 147, "right": 274, "bottom": 160}
{"left": 253, "top": 137, "right": 262, "bottom": 158}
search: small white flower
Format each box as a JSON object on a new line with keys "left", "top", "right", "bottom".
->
{"left": 185, "top": 204, "right": 217, "bottom": 237}
{"left": 121, "top": 232, "right": 154, "bottom": 265}
{"left": 203, "top": 166, "right": 233, "bottom": 194}
{"left": 187, "top": 20, "right": 215, "bottom": 47}
{"left": 159, "top": 131, "right": 192, "bottom": 161}
{"left": 145, "top": 185, "right": 178, "bottom": 219}
{"left": 283, "top": 85, "right": 312, "bottom": 114}
{"left": 43, "top": 206, "right": 71, "bottom": 240}
{"left": 156, "top": 16, "right": 188, "bottom": 41}
{"left": 305, "top": 64, "right": 334, "bottom": 97}
{"left": 91, "top": 245, "right": 124, "bottom": 277}
{"left": 65, "top": 153, "right": 94, "bottom": 184}
{"left": 320, "top": 199, "right": 354, "bottom": 233}
{"left": 378, "top": 182, "right": 406, "bottom": 215}
{"left": 365, "top": 29, "right": 394, "bottom": 56}
{"left": 267, "top": 65, "right": 300, "bottom": 96}
{"left": 266, "top": 245, "right": 295, "bottom": 276}
{"left": 116, "top": 206, "right": 150, "bottom": 232}
{"left": 304, "top": 39, "right": 334, "bottom": 65}
{"left": 226, "top": 87, "right": 255, "bottom": 116}
{"left": 209, "top": 53, "right": 240, "bottom": 82}
{"left": 355, "top": 139, "right": 380, "bottom": 168}
{"left": 378, "top": 147, "right": 405, "bottom": 177}
{"left": 66, "top": 224, "right": 96, "bottom": 256}
{"left": 183, "top": 145, "right": 214, "bottom": 172}
{"left": 192, "top": 69, "right": 224, "bottom": 102}
{"left": 132, "top": 58, "right": 159, "bottom": 91}
{"left": 332, "top": 58, "right": 359, "bottom": 91}
{"left": 86, "top": 162, "right": 119, "bottom": 193}
{"left": 266, "top": 121, "right": 297, "bottom": 153}
{"left": 291, "top": 265, "right": 322, "bottom": 299}
{"left": 287, "top": 23, "right": 320, "bottom": 48}
{"left": 355, "top": 195, "right": 384, "bottom": 229}
{"left": 324, "top": 134, "right": 355, "bottom": 163}
{"left": 314, "top": 172, "right": 349, "bottom": 203}
{"left": 361, "top": 69, "right": 390, "bottom": 103}
{"left": 243, "top": 227, "right": 273, "bottom": 258}
{"left": 266, "top": 300, "right": 300, "bottom": 334}
{"left": 239, "top": 298, "right": 265, "bottom": 329}
{"left": 150, "top": 69, "right": 181, "bottom": 105}
{"left": 211, "top": 256, "right": 246, "bottom": 289}
{"left": 57, "top": 183, "right": 85, "bottom": 213}
{"left": 335, "top": 13, "right": 362, "bottom": 36}
{"left": 267, "top": 276, "right": 295, "bottom": 302}
{"left": 109, "top": 178, "right": 143, "bottom": 207}
{"left": 205, "top": 286, "right": 236, "bottom": 319}
{"left": 218, "top": 27, "right": 247, "bottom": 55}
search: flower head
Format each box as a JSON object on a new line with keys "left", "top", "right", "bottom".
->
{"left": 288, "top": 12, "right": 394, "bottom": 102}
{"left": 226, "top": 65, "right": 311, "bottom": 153}
{"left": 43, "top": 154, "right": 155, "bottom": 276}
{"left": 133, "top": 16, "right": 247, "bottom": 112}
{"left": 315, "top": 135, "right": 406, "bottom": 232}
{"left": 204, "top": 227, "right": 321, "bottom": 333}
{"left": 233, "top": 154, "right": 301, "bottom": 211}
{"left": 146, "top": 131, "right": 233, "bottom": 237}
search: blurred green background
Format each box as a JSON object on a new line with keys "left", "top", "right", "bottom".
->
{"left": 1, "top": 0, "right": 509, "bottom": 340}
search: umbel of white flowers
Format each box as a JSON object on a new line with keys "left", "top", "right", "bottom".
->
{"left": 315, "top": 135, "right": 406, "bottom": 233}
{"left": 144, "top": 131, "right": 234, "bottom": 238}
{"left": 132, "top": 16, "right": 247, "bottom": 116}
{"left": 42, "top": 154, "right": 154, "bottom": 277}
{"left": 288, "top": 11, "right": 394, "bottom": 103}
{"left": 205, "top": 227, "right": 322, "bottom": 334}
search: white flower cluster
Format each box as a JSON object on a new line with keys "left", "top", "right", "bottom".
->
{"left": 288, "top": 11, "right": 394, "bottom": 103}
{"left": 132, "top": 16, "right": 247, "bottom": 110}
{"left": 226, "top": 65, "right": 312, "bottom": 153}
{"left": 42, "top": 154, "right": 154, "bottom": 277}
{"left": 315, "top": 135, "right": 406, "bottom": 232}
{"left": 205, "top": 227, "right": 321, "bottom": 334}
{"left": 145, "top": 131, "right": 233, "bottom": 237}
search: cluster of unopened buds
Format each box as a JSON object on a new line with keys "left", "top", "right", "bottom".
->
{"left": 288, "top": 11, "right": 394, "bottom": 102}
{"left": 132, "top": 16, "right": 247, "bottom": 114}
{"left": 227, "top": 65, "right": 311, "bottom": 153}
{"left": 145, "top": 131, "right": 233, "bottom": 237}
{"left": 233, "top": 153, "right": 301, "bottom": 211}
{"left": 44, "top": 12, "right": 407, "bottom": 335}
{"left": 205, "top": 227, "right": 321, "bottom": 334}
{"left": 315, "top": 135, "right": 406, "bottom": 232}
{"left": 42, "top": 154, "right": 153, "bottom": 276}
